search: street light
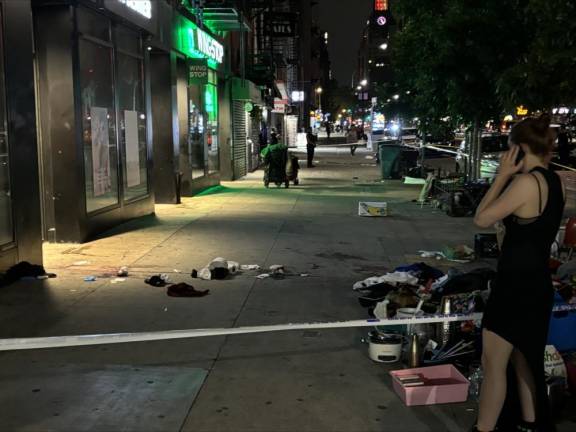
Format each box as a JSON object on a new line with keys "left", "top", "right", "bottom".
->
{"left": 393, "top": 94, "right": 400, "bottom": 100}
{"left": 315, "top": 87, "right": 323, "bottom": 111}
{"left": 379, "top": 43, "right": 388, "bottom": 50}
{"left": 357, "top": 85, "right": 362, "bottom": 91}
{"left": 360, "top": 79, "right": 368, "bottom": 86}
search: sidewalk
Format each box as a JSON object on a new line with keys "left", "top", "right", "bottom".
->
{"left": 0, "top": 149, "right": 572, "bottom": 431}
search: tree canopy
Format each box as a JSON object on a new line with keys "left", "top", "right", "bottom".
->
{"left": 389, "top": 0, "right": 576, "bottom": 124}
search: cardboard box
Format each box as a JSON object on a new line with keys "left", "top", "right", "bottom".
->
{"left": 358, "top": 202, "right": 388, "bottom": 217}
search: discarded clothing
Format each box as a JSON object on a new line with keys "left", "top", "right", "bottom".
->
{"left": 241, "top": 264, "right": 261, "bottom": 271}
{"left": 394, "top": 262, "right": 444, "bottom": 282}
{"left": 431, "top": 268, "right": 495, "bottom": 301}
{"left": 353, "top": 272, "right": 419, "bottom": 290}
{"left": 145, "top": 274, "right": 170, "bottom": 287}
{"left": 2, "top": 261, "right": 56, "bottom": 285}
{"left": 167, "top": 283, "right": 209, "bottom": 298}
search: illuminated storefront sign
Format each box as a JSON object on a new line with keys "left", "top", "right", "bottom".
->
{"left": 116, "top": 0, "right": 152, "bottom": 19}
{"left": 176, "top": 18, "right": 224, "bottom": 67}
{"left": 376, "top": 16, "right": 387, "bottom": 26}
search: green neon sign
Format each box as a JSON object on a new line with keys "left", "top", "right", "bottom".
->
{"left": 175, "top": 17, "right": 224, "bottom": 67}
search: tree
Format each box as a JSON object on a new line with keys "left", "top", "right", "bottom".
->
{"left": 497, "top": 0, "right": 576, "bottom": 111}
{"left": 390, "top": 0, "right": 529, "bottom": 179}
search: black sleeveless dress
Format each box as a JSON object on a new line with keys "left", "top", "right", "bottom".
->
{"left": 482, "top": 167, "right": 564, "bottom": 431}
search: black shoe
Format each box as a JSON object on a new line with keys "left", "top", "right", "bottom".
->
{"left": 516, "top": 420, "right": 536, "bottom": 432}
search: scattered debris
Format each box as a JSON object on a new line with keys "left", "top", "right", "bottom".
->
{"left": 167, "top": 283, "right": 209, "bottom": 298}
{"left": 404, "top": 177, "right": 427, "bottom": 185}
{"left": 173, "top": 269, "right": 181, "bottom": 273}
{"left": 353, "top": 272, "right": 419, "bottom": 291}
{"left": 111, "top": 278, "right": 126, "bottom": 284}
{"left": 256, "top": 274, "right": 271, "bottom": 279}
{"left": 358, "top": 202, "right": 388, "bottom": 217}
{"left": 117, "top": 266, "right": 129, "bottom": 277}
{"left": 1, "top": 261, "right": 56, "bottom": 284}
{"left": 192, "top": 257, "right": 240, "bottom": 281}
{"left": 145, "top": 274, "right": 170, "bottom": 287}
{"left": 241, "top": 264, "right": 261, "bottom": 271}
{"left": 84, "top": 276, "right": 97, "bottom": 282}
{"left": 300, "top": 273, "right": 310, "bottom": 277}
{"left": 72, "top": 261, "right": 90, "bottom": 266}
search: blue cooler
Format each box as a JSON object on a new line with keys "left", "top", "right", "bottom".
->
{"left": 548, "top": 293, "right": 576, "bottom": 352}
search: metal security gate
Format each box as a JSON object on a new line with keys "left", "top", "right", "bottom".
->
{"left": 232, "top": 100, "right": 247, "bottom": 179}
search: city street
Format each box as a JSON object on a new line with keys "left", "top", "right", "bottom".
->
{"left": 0, "top": 148, "right": 570, "bottom": 432}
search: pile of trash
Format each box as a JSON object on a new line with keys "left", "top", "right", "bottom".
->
{"left": 354, "top": 262, "right": 495, "bottom": 321}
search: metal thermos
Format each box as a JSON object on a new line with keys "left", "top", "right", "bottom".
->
{"left": 408, "top": 333, "right": 421, "bottom": 368}
{"left": 438, "top": 296, "right": 453, "bottom": 346}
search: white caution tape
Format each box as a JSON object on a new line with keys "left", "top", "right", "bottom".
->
{"left": 2, "top": 304, "right": 574, "bottom": 352}
{"left": 0, "top": 313, "right": 483, "bottom": 352}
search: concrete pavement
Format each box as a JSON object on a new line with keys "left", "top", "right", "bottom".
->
{"left": 0, "top": 147, "right": 573, "bottom": 431}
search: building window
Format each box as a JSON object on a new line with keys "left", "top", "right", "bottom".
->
{"left": 116, "top": 26, "right": 148, "bottom": 201}
{"left": 79, "top": 35, "right": 120, "bottom": 213}
{"left": 0, "top": 10, "right": 13, "bottom": 245}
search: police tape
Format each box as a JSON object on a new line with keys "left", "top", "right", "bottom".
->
{"left": 2, "top": 304, "right": 574, "bottom": 352}
{"left": 0, "top": 313, "right": 484, "bottom": 352}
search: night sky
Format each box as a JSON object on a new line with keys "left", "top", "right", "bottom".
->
{"left": 316, "top": 0, "right": 373, "bottom": 86}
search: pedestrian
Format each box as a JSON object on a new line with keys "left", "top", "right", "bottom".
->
{"left": 306, "top": 127, "right": 317, "bottom": 168}
{"left": 472, "top": 114, "right": 564, "bottom": 432}
{"left": 270, "top": 128, "right": 279, "bottom": 145}
{"left": 356, "top": 124, "right": 364, "bottom": 142}
{"left": 325, "top": 121, "right": 332, "bottom": 141}
{"left": 557, "top": 124, "right": 570, "bottom": 166}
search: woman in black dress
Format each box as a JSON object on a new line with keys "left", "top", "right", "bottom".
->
{"left": 473, "top": 115, "right": 564, "bottom": 432}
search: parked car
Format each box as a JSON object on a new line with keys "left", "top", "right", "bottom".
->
{"left": 456, "top": 134, "right": 509, "bottom": 179}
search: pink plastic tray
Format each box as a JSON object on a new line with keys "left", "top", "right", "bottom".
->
{"left": 390, "top": 365, "right": 470, "bottom": 406}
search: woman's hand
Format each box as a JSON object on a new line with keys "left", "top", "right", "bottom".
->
{"left": 498, "top": 145, "right": 524, "bottom": 179}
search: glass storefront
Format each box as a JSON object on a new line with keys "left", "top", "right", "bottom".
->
{"left": 206, "top": 69, "right": 219, "bottom": 173}
{"left": 117, "top": 26, "right": 148, "bottom": 202}
{"left": 188, "top": 84, "right": 205, "bottom": 179}
{"left": 78, "top": 8, "right": 148, "bottom": 213}
{"left": 0, "top": 8, "right": 13, "bottom": 246}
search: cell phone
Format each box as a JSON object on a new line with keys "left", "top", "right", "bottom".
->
{"left": 515, "top": 147, "right": 525, "bottom": 165}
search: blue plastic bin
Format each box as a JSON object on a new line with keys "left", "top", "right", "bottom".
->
{"left": 547, "top": 293, "right": 576, "bottom": 352}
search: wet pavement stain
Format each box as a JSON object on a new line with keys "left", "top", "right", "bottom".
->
{"left": 315, "top": 252, "right": 367, "bottom": 261}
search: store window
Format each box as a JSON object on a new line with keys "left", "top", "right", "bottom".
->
{"left": 206, "top": 69, "right": 219, "bottom": 173}
{"left": 0, "top": 10, "right": 13, "bottom": 245}
{"left": 79, "top": 26, "right": 119, "bottom": 213}
{"left": 188, "top": 85, "right": 206, "bottom": 179}
{"left": 116, "top": 26, "right": 148, "bottom": 201}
